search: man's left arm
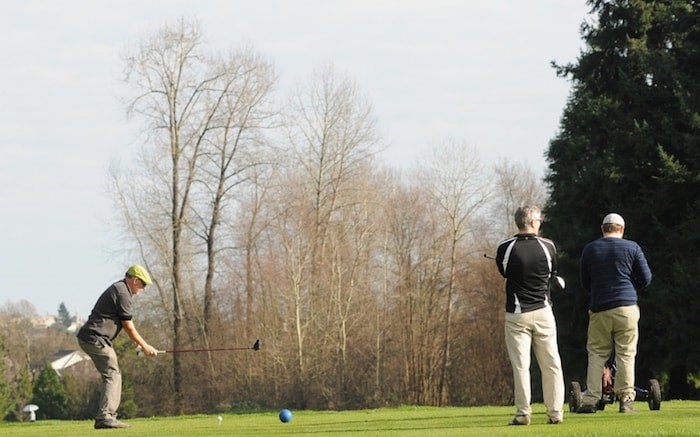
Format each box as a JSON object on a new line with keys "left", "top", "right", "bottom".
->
{"left": 548, "top": 240, "right": 559, "bottom": 276}
{"left": 580, "top": 248, "right": 591, "bottom": 292}
{"left": 495, "top": 243, "right": 507, "bottom": 277}
{"left": 545, "top": 240, "right": 566, "bottom": 292}
{"left": 632, "top": 245, "right": 652, "bottom": 289}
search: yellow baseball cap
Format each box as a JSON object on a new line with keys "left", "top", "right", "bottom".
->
{"left": 126, "top": 264, "right": 152, "bottom": 285}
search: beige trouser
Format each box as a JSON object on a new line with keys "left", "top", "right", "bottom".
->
{"left": 582, "top": 305, "right": 639, "bottom": 405}
{"left": 78, "top": 338, "right": 122, "bottom": 421}
{"left": 505, "top": 306, "right": 565, "bottom": 421}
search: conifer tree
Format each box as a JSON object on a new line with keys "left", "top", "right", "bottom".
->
{"left": 545, "top": 0, "right": 699, "bottom": 398}
{"left": 33, "top": 364, "right": 69, "bottom": 419}
{"left": 56, "top": 303, "right": 72, "bottom": 329}
{"left": 0, "top": 338, "right": 13, "bottom": 421}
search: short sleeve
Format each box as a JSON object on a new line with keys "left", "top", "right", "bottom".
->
{"left": 114, "top": 282, "right": 134, "bottom": 321}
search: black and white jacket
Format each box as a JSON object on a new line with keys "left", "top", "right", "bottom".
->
{"left": 496, "top": 233, "right": 558, "bottom": 314}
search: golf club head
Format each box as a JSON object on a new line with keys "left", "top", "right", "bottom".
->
{"left": 252, "top": 339, "right": 261, "bottom": 351}
{"left": 553, "top": 275, "right": 566, "bottom": 291}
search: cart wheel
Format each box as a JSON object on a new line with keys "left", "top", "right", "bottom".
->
{"left": 648, "top": 379, "right": 661, "bottom": 410}
{"left": 569, "top": 381, "right": 582, "bottom": 412}
{"left": 596, "top": 399, "right": 606, "bottom": 411}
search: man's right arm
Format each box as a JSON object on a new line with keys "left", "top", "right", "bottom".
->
{"left": 122, "top": 320, "right": 158, "bottom": 356}
{"left": 495, "top": 243, "right": 506, "bottom": 277}
{"left": 580, "top": 248, "right": 591, "bottom": 292}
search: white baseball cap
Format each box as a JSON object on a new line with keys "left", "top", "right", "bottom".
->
{"left": 602, "top": 213, "right": 625, "bottom": 226}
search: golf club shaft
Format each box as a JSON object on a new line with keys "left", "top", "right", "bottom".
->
{"left": 161, "top": 346, "right": 253, "bottom": 354}
{"left": 138, "top": 339, "right": 260, "bottom": 356}
{"left": 483, "top": 253, "right": 496, "bottom": 260}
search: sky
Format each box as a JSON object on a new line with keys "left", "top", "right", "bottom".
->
{"left": 0, "top": 1, "right": 590, "bottom": 318}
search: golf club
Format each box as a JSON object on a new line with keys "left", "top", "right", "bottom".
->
{"left": 483, "top": 253, "right": 496, "bottom": 260}
{"left": 137, "top": 339, "right": 261, "bottom": 356}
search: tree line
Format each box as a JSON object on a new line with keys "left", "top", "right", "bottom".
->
{"left": 105, "top": 17, "right": 551, "bottom": 415}
{"left": 1, "top": 18, "right": 545, "bottom": 418}
{"left": 1, "top": 0, "right": 698, "bottom": 420}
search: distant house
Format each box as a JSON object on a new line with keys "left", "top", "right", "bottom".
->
{"left": 30, "top": 314, "right": 84, "bottom": 333}
{"left": 65, "top": 316, "right": 84, "bottom": 333}
{"left": 50, "top": 349, "right": 91, "bottom": 375}
{"left": 31, "top": 315, "right": 56, "bottom": 329}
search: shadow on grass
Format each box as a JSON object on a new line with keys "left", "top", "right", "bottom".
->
{"left": 286, "top": 410, "right": 510, "bottom": 434}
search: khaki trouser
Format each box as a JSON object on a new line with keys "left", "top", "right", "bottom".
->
{"left": 505, "top": 306, "right": 565, "bottom": 421}
{"left": 582, "top": 304, "right": 640, "bottom": 405}
{"left": 78, "top": 338, "right": 122, "bottom": 421}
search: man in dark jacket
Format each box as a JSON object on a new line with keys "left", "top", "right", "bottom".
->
{"left": 77, "top": 265, "right": 159, "bottom": 429}
{"left": 576, "top": 213, "right": 652, "bottom": 414}
{"left": 496, "top": 205, "right": 564, "bottom": 425}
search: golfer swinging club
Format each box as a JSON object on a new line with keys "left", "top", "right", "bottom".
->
{"left": 77, "top": 265, "right": 159, "bottom": 429}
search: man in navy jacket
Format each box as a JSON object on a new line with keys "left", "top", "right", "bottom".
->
{"left": 577, "top": 213, "right": 652, "bottom": 414}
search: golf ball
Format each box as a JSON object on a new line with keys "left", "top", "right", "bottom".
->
{"left": 279, "top": 408, "right": 292, "bottom": 423}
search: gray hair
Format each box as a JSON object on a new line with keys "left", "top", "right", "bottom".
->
{"left": 514, "top": 205, "right": 541, "bottom": 230}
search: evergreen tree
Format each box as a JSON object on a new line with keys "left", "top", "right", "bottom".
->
{"left": 0, "top": 338, "right": 13, "bottom": 421}
{"left": 545, "top": 0, "right": 700, "bottom": 398}
{"left": 117, "top": 378, "right": 138, "bottom": 419}
{"left": 33, "top": 364, "right": 69, "bottom": 419}
{"left": 63, "top": 372, "right": 99, "bottom": 420}
{"left": 12, "top": 366, "right": 33, "bottom": 422}
{"left": 56, "top": 302, "right": 72, "bottom": 329}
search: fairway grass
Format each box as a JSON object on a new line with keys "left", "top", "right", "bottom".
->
{"left": 3, "top": 401, "right": 700, "bottom": 436}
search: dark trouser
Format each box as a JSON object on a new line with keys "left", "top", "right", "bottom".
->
{"left": 78, "top": 338, "right": 121, "bottom": 421}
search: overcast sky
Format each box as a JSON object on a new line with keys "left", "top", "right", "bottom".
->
{"left": 0, "top": 1, "right": 590, "bottom": 317}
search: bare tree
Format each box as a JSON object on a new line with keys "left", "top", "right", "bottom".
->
{"left": 117, "top": 18, "right": 209, "bottom": 410}
{"left": 190, "top": 47, "right": 276, "bottom": 337}
{"left": 115, "top": 18, "right": 277, "bottom": 411}
{"left": 375, "top": 173, "right": 451, "bottom": 405}
{"left": 232, "top": 158, "right": 279, "bottom": 340}
{"left": 278, "top": 65, "right": 380, "bottom": 407}
{"left": 491, "top": 158, "right": 547, "bottom": 237}
{"left": 416, "top": 140, "right": 495, "bottom": 405}
{"left": 184, "top": 46, "right": 276, "bottom": 408}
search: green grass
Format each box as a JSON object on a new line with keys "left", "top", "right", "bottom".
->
{"left": 4, "top": 401, "right": 700, "bottom": 436}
